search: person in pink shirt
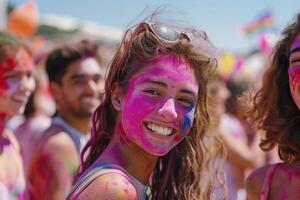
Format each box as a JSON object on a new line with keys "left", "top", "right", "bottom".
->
{"left": 246, "top": 12, "right": 300, "bottom": 200}
{"left": 0, "top": 31, "right": 35, "bottom": 199}
{"left": 67, "top": 14, "right": 225, "bottom": 200}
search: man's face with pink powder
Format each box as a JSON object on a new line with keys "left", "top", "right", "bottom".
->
{"left": 120, "top": 55, "right": 199, "bottom": 156}
{"left": 288, "top": 34, "right": 300, "bottom": 109}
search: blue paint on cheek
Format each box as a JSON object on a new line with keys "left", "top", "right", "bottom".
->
{"left": 181, "top": 116, "right": 191, "bottom": 132}
{"left": 184, "top": 103, "right": 195, "bottom": 112}
{"left": 179, "top": 107, "right": 196, "bottom": 137}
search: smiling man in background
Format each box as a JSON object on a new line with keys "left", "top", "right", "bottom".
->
{"left": 27, "top": 40, "right": 105, "bottom": 200}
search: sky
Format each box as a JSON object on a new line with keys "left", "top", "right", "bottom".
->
{"left": 9, "top": 0, "right": 300, "bottom": 53}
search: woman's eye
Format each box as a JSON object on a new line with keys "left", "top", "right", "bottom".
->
{"left": 177, "top": 98, "right": 194, "bottom": 107}
{"left": 143, "top": 89, "right": 160, "bottom": 96}
{"left": 5, "top": 73, "right": 22, "bottom": 81}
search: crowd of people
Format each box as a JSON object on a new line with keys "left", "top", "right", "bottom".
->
{"left": 0, "top": 7, "right": 300, "bottom": 200}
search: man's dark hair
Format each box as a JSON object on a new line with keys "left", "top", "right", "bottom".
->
{"left": 45, "top": 40, "right": 98, "bottom": 84}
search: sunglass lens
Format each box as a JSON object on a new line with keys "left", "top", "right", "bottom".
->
{"left": 151, "top": 23, "right": 178, "bottom": 41}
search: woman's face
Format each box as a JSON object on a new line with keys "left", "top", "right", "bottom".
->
{"left": 120, "top": 55, "right": 199, "bottom": 156}
{"left": 0, "top": 48, "right": 35, "bottom": 116}
{"left": 288, "top": 33, "right": 300, "bottom": 109}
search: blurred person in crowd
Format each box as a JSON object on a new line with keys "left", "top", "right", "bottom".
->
{"left": 246, "top": 12, "right": 300, "bottom": 199}
{"left": 66, "top": 13, "right": 225, "bottom": 200}
{"left": 27, "top": 40, "right": 105, "bottom": 200}
{"left": 219, "top": 79, "right": 264, "bottom": 200}
{"left": 14, "top": 68, "right": 54, "bottom": 174}
{"left": 208, "top": 74, "right": 265, "bottom": 200}
{"left": 207, "top": 76, "right": 231, "bottom": 126}
{"left": 207, "top": 76, "right": 230, "bottom": 200}
{"left": 0, "top": 31, "right": 35, "bottom": 199}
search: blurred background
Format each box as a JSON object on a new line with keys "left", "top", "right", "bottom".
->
{"left": 1, "top": 0, "right": 299, "bottom": 83}
{"left": 1, "top": 1, "right": 299, "bottom": 199}
{"left": 2, "top": 0, "right": 299, "bottom": 50}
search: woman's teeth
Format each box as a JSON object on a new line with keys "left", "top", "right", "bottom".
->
{"left": 146, "top": 123, "right": 173, "bottom": 136}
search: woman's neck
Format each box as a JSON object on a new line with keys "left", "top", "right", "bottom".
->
{"left": 97, "top": 124, "right": 158, "bottom": 184}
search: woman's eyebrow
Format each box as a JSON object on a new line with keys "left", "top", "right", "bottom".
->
{"left": 290, "top": 49, "right": 300, "bottom": 64}
{"left": 179, "top": 89, "right": 197, "bottom": 99}
{"left": 290, "top": 47, "right": 300, "bottom": 54}
{"left": 142, "top": 80, "right": 167, "bottom": 88}
{"left": 143, "top": 79, "right": 197, "bottom": 98}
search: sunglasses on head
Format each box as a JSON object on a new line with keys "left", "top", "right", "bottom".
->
{"left": 141, "top": 22, "right": 216, "bottom": 57}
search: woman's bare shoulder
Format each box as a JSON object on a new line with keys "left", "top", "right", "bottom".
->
{"left": 271, "top": 163, "right": 300, "bottom": 190}
{"left": 77, "top": 170, "right": 138, "bottom": 200}
{"left": 245, "top": 163, "right": 279, "bottom": 200}
{"left": 246, "top": 163, "right": 300, "bottom": 199}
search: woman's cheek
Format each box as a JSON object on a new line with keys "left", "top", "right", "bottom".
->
{"left": 178, "top": 107, "right": 195, "bottom": 139}
{"left": 126, "top": 93, "right": 160, "bottom": 111}
{"left": 289, "top": 66, "right": 300, "bottom": 109}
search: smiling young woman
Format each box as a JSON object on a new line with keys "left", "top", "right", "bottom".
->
{"left": 66, "top": 13, "right": 225, "bottom": 200}
{"left": 0, "top": 31, "right": 35, "bottom": 199}
{"left": 245, "top": 12, "right": 300, "bottom": 200}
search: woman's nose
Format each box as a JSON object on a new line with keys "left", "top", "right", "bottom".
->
{"left": 20, "top": 74, "right": 35, "bottom": 93}
{"left": 158, "top": 98, "right": 178, "bottom": 120}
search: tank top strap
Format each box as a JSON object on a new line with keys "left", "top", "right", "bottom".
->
{"left": 260, "top": 163, "right": 279, "bottom": 200}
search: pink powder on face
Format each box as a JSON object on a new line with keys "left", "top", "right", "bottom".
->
{"left": 288, "top": 66, "right": 300, "bottom": 109}
{"left": 0, "top": 49, "right": 34, "bottom": 74}
{"left": 0, "top": 49, "right": 35, "bottom": 116}
{"left": 291, "top": 34, "right": 300, "bottom": 51}
{"left": 289, "top": 34, "right": 300, "bottom": 109}
{"left": 120, "top": 55, "right": 198, "bottom": 156}
{"left": 289, "top": 66, "right": 300, "bottom": 92}
{"left": 0, "top": 49, "right": 34, "bottom": 91}
{"left": 104, "top": 197, "right": 116, "bottom": 200}
{"left": 289, "top": 34, "right": 300, "bottom": 101}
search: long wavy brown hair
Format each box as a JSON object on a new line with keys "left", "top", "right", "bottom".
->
{"left": 249, "top": 13, "right": 300, "bottom": 163}
{"left": 75, "top": 16, "right": 225, "bottom": 199}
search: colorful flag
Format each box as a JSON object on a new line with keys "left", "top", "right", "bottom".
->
{"left": 7, "top": 0, "right": 39, "bottom": 38}
{"left": 240, "top": 11, "right": 275, "bottom": 36}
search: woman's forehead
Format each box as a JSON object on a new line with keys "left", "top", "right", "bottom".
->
{"left": 0, "top": 48, "right": 34, "bottom": 74}
{"left": 134, "top": 56, "right": 194, "bottom": 79}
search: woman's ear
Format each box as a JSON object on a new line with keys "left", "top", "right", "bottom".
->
{"left": 111, "top": 82, "right": 123, "bottom": 111}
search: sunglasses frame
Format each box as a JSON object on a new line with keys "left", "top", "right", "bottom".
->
{"left": 144, "top": 22, "right": 191, "bottom": 42}
{"left": 141, "top": 21, "right": 216, "bottom": 57}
